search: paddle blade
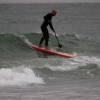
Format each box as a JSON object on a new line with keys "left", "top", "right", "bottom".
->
{"left": 58, "top": 44, "right": 62, "bottom": 48}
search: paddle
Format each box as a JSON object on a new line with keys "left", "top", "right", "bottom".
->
{"left": 54, "top": 32, "right": 62, "bottom": 48}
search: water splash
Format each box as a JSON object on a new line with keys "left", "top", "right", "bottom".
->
{"left": 0, "top": 66, "right": 44, "bottom": 86}
{"left": 40, "top": 56, "right": 100, "bottom": 72}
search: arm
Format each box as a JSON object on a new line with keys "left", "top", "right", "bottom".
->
{"left": 49, "top": 22, "right": 55, "bottom": 33}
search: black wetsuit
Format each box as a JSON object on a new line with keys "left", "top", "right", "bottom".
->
{"left": 39, "top": 13, "right": 55, "bottom": 47}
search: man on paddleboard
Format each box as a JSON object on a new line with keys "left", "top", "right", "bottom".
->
{"left": 39, "top": 10, "right": 57, "bottom": 48}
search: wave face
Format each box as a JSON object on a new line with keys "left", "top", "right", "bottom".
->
{"left": 0, "top": 32, "right": 100, "bottom": 60}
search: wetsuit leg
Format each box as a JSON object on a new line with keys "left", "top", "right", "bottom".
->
{"left": 39, "top": 27, "right": 49, "bottom": 47}
{"left": 39, "top": 36, "right": 44, "bottom": 47}
{"left": 39, "top": 27, "right": 45, "bottom": 46}
{"left": 44, "top": 28, "right": 49, "bottom": 47}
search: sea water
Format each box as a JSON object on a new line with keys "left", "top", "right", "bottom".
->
{"left": 0, "top": 3, "right": 100, "bottom": 100}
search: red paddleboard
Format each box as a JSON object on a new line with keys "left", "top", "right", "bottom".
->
{"left": 31, "top": 45, "right": 77, "bottom": 58}
{"left": 18, "top": 35, "right": 77, "bottom": 58}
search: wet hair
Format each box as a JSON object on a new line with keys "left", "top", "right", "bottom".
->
{"left": 51, "top": 10, "right": 57, "bottom": 16}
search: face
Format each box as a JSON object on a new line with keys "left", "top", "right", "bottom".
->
{"left": 53, "top": 12, "right": 57, "bottom": 16}
{"left": 52, "top": 11, "right": 57, "bottom": 16}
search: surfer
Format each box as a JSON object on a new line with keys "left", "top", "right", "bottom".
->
{"left": 39, "top": 10, "right": 57, "bottom": 48}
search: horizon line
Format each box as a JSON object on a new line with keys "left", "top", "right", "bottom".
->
{"left": 0, "top": 2, "right": 100, "bottom": 4}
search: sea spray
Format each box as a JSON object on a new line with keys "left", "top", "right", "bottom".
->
{"left": 0, "top": 66, "right": 44, "bottom": 86}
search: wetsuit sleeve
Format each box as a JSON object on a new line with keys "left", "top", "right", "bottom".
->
{"left": 49, "top": 22, "right": 55, "bottom": 32}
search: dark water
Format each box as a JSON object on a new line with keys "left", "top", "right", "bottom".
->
{"left": 0, "top": 3, "right": 100, "bottom": 36}
{"left": 0, "top": 3, "right": 100, "bottom": 100}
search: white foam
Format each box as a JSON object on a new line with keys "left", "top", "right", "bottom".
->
{"left": 43, "top": 56, "right": 100, "bottom": 71}
{"left": 44, "top": 60, "right": 79, "bottom": 71}
{"left": 0, "top": 66, "right": 44, "bottom": 86}
{"left": 73, "top": 56, "right": 100, "bottom": 66}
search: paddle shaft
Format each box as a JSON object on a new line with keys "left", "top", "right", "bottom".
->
{"left": 54, "top": 32, "right": 62, "bottom": 48}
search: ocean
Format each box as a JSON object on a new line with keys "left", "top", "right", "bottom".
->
{"left": 0, "top": 3, "right": 100, "bottom": 100}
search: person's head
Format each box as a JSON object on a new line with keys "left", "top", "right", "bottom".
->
{"left": 51, "top": 10, "right": 57, "bottom": 16}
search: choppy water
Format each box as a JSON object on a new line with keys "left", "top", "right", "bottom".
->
{"left": 0, "top": 3, "right": 100, "bottom": 100}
